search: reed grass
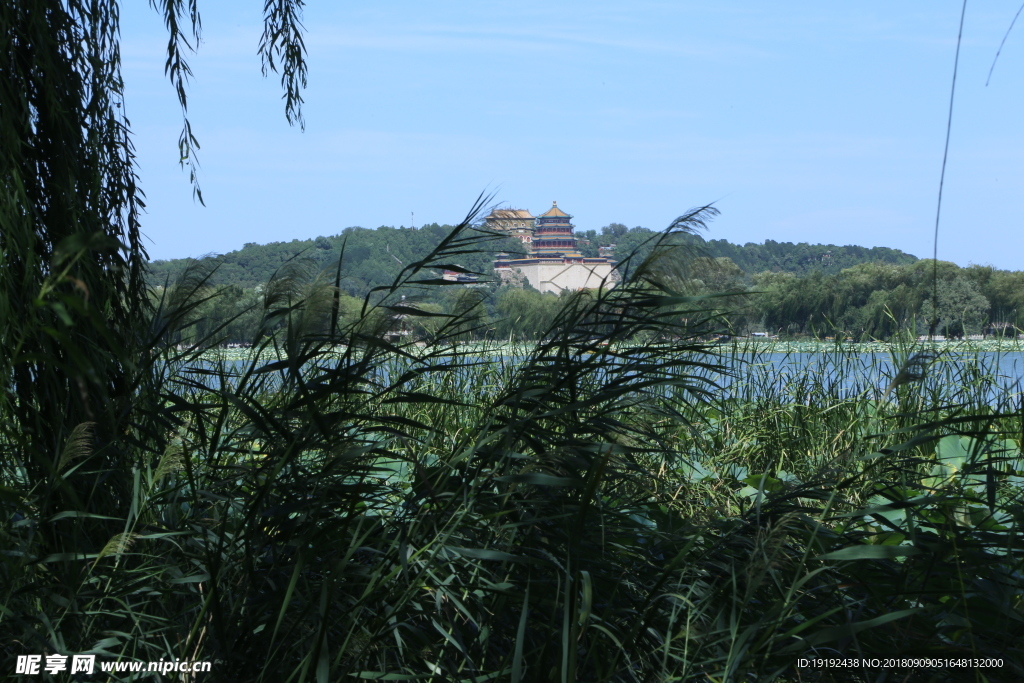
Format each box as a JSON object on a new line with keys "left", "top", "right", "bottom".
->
{"left": 3, "top": 211, "right": 1024, "bottom": 682}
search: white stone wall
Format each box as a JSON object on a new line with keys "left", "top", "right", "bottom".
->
{"left": 515, "top": 261, "right": 617, "bottom": 294}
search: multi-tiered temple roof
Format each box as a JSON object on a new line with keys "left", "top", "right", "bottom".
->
{"left": 531, "top": 202, "right": 581, "bottom": 258}
{"left": 488, "top": 202, "right": 617, "bottom": 293}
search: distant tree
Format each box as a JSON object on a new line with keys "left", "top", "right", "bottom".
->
{"left": 575, "top": 229, "right": 599, "bottom": 257}
{"left": 919, "top": 276, "right": 990, "bottom": 338}
{"left": 494, "top": 288, "right": 562, "bottom": 340}
{"left": 405, "top": 302, "right": 445, "bottom": 338}
{"left": 601, "top": 223, "right": 629, "bottom": 238}
{"left": 692, "top": 257, "right": 745, "bottom": 293}
{"left": 978, "top": 269, "right": 1024, "bottom": 328}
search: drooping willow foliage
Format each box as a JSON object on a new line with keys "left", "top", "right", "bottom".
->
{"left": 1, "top": 1, "right": 150, "bottom": 555}
{"left": 0, "top": 0, "right": 310, "bottom": 490}
{"left": 0, "top": 0, "right": 309, "bottom": 660}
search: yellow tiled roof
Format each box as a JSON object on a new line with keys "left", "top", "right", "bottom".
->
{"left": 486, "top": 208, "right": 534, "bottom": 220}
{"left": 538, "top": 201, "right": 569, "bottom": 218}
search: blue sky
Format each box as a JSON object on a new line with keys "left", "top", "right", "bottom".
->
{"left": 121, "top": 2, "right": 1024, "bottom": 269}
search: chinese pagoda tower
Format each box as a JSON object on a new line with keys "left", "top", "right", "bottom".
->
{"left": 489, "top": 202, "right": 616, "bottom": 294}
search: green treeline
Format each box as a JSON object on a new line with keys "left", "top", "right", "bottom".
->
{"left": 753, "top": 261, "right": 1024, "bottom": 339}
{"left": 147, "top": 223, "right": 917, "bottom": 295}
{"left": 148, "top": 224, "right": 1022, "bottom": 342}
{"left": 146, "top": 223, "right": 524, "bottom": 293}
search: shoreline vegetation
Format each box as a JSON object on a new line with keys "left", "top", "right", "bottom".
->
{"left": 203, "top": 336, "right": 1024, "bottom": 355}
{"left": 146, "top": 226, "right": 1024, "bottom": 346}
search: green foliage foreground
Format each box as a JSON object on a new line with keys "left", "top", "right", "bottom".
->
{"left": 4, "top": 208, "right": 1024, "bottom": 682}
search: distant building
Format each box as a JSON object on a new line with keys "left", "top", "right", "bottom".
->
{"left": 489, "top": 202, "right": 617, "bottom": 294}
{"left": 441, "top": 269, "right": 480, "bottom": 285}
{"left": 483, "top": 208, "right": 535, "bottom": 245}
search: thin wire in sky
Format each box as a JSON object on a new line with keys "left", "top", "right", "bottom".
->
{"left": 930, "top": 0, "right": 968, "bottom": 338}
{"left": 986, "top": 1, "right": 1024, "bottom": 86}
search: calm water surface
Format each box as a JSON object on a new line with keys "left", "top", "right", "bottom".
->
{"left": 165, "top": 345, "right": 1024, "bottom": 405}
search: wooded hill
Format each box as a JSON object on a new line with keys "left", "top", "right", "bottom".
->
{"left": 146, "top": 221, "right": 918, "bottom": 296}
{"left": 148, "top": 222, "right": 1024, "bottom": 341}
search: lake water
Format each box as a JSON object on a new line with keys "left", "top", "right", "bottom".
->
{"left": 163, "top": 343, "right": 1024, "bottom": 406}
{"left": 698, "top": 347, "right": 1024, "bottom": 406}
